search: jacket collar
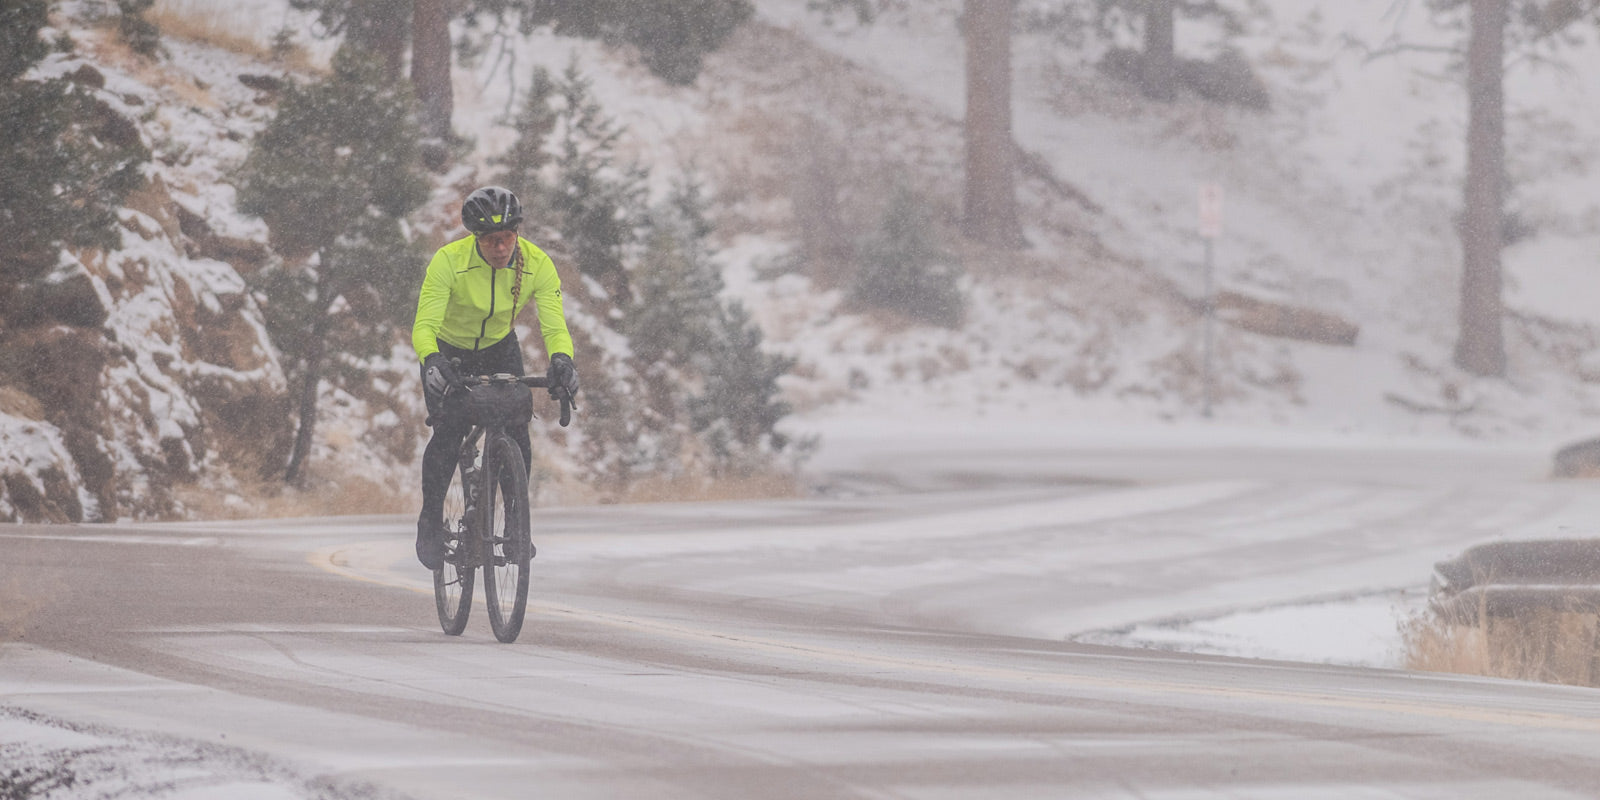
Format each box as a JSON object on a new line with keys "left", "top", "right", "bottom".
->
{"left": 469, "top": 236, "right": 518, "bottom": 270}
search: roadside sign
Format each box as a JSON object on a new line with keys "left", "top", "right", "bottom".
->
{"left": 1198, "top": 183, "right": 1224, "bottom": 239}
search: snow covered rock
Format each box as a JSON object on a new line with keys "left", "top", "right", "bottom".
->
{"left": 0, "top": 409, "right": 92, "bottom": 523}
{"left": 0, "top": 179, "right": 289, "bottom": 522}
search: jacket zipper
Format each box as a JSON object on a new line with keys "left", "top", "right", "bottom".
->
{"left": 474, "top": 264, "right": 498, "bottom": 350}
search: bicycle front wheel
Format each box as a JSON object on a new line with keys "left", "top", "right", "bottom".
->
{"left": 481, "top": 434, "right": 531, "bottom": 643}
{"left": 434, "top": 457, "right": 475, "bottom": 636}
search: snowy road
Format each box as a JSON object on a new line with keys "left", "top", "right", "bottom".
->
{"left": 6, "top": 431, "right": 1600, "bottom": 798}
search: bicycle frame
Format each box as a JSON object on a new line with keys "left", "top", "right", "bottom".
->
{"left": 445, "top": 424, "right": 531, "bottom": 569}
{"left": 433, "top": 371, "right": 572, "bottom": 642}
{"left": 448, "top": 425, "right": 491, "bottom": 569}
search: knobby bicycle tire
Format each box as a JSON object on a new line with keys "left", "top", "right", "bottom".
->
{"left": 482, "top": 434, "right": 532, "bottom": 643}
{"left": 434, "top": 455, "right": 475, "bottom": 635}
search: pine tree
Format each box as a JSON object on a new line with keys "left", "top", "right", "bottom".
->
{"left": 116, "top": 0, "right": 162, "bottom": 58}
{"left": 806, "top": 0, "right": 883, "bottom": 25}
{"left": 627, "top": 231, "right": 724, "bottom": 374}
{"left": 855, "top": 180, "right": 965, "bottom": 328}
{"left": 1095, "top": 0, "right": 1265, "bottom": 108}
{"left": 0, "top": 0, "right": 50, "bottom": 80}
{"left": 289, "top": 0, "right": 750, "bottom": 149}
{"left": 289, "top": 0, "right": 497, "bottom": 138}
{"left": 622, "top": 0, "right": 755, "bottom": 85}
{"left": 571, "top": 361, "right": 654, "bottom": 493}
{"left": 289, "top": 0, "right": 412, "bottom": 80}
{"left": 527, "top": 0, "right": 754, "bottom": 85}
{"left": 689, "top": 300, "right": 794, "bottom": 475}
{"left": 545, "top": 61, "right": 647, "bottom": 304}
{"left": 234, "top": 47, "right": 428, "bottom": 484}
{"left": 491, "top": 64, "right": 558, "bottom": 209}
{"left": 496, "top": 71, "right": 794, "bottom": 487}
{"left": 629, "top": 181, "right": 795, "bottom": 476}
{"left": 0, "top": 0, "right": 148, "bottom": 290}
{"left": 1420, "top": 0, "right": 1600, "bottom": 376}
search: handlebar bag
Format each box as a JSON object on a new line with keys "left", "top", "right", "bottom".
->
{"left": 465, "top": 382, "right": 533, "bottom": 427}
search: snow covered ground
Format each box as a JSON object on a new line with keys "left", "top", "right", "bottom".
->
{"left": 794, "top": 411, "right": 1565, "bottom": 669}
{"left": 0, "top": 707, "right": 361, "bottom": 800}
{"left": 1096, "top": 589, "right": 1425, "bottom": 667}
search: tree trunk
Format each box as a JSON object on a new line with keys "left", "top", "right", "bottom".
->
{"left": 282, "top": 337, "right": 324, "bottom": 486}
{"left": 792, "top": 117, "right": 853, "bottom": 284}
{"left": 1142, "top": 0, "right": 1177, "bottom": 102}
{"left": 283, "top": 276, "right": 338, "bottom": 486}
{"left": 411, "top": 0, "right": 454, "bottom": 140}
{"left": 962, "top": 0, "right": 1026, "bottom": 248}
{"left": 370, "top": 0, "right": 409, "bottom": 82}
{"left": 1455, "top": 0, "right": 1507, "bottom": 377}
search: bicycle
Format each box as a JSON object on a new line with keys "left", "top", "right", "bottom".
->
{"left": 432, "top": 372, "right": 573, "bottom": 643}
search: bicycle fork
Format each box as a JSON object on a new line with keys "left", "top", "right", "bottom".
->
{"left": 451, "top": 433, "right": 486, "bottom": 568}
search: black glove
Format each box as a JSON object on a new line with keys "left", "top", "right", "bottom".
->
{"left": 422, "top": 352, "right": 462, "bottom": 409}
{"left": 546, "top": 353, "right": 578, "bottom": 400}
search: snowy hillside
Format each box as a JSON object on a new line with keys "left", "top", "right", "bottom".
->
{"left": 4, "top": 0, "right": 1600, "bottom": 522}
{"left": 728, "top": 0, "right": 1600, "bottom": 443}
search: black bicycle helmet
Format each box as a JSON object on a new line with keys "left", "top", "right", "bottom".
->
{"left": 461, "top": 186, "right": 523, "bottom": 234}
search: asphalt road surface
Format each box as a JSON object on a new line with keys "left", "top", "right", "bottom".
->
{"left": 5, "top": 438, "right": 1600, "bottom": 799}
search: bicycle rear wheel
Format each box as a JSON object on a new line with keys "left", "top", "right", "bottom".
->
{"left": 481, "top": 435, "right": 531, "bottom": 643}
{"left": 433, "top": 457, "right": 475, "bottom": 635}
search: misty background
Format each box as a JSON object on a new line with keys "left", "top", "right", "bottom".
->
{"left": 2, "top": 0, "right": 1599, "bottom": 524}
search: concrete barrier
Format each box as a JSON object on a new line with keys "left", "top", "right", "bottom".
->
{"left": 1430, "top": 539, "right": 1600, "bottom": 625}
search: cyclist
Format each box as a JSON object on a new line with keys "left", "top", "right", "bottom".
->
{"left": 412, "top": 186, "right": 580, "bottom": 570}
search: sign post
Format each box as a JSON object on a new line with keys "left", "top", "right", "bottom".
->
{"left": 1197, "top": 184, "right": 1223, "bottom": 418}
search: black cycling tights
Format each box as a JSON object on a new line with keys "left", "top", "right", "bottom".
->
{"left": 420, "top": 333, "right": 533, "bottom": 520}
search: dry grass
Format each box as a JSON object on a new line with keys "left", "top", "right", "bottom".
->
{"left": 147, "top": 0, "right": 314, "bottom": 68}
{"left": 172, "top": 466, "right": 799, "bottom": 521}
{"left": 0, "top": 387, "right": 45, "bottom": 421}
{"left": 615, "top": 470, "right": 802, "bottom": 505}
{"left": 1402, "top": 612, "right": 1493, "bottom": 678}
{"left": 1404, "top": 609, "right": 1600, "bottom": 687}
{"left": 174, "top": 472, "right": 411, "bottom": 521}
{"left": 72, "top": 25, "right": 218, "bottom": 108}
{"left": 147, "top": 0, "right": 268, "bottom": 59}
{"left": 148, "top": 1, "right": 260, "bottom": 56}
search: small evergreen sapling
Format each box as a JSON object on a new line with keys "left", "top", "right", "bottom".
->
{"left": 852, "top": 180, "right": 965, "bottom": 328}
{"left": 545, "top": 60, "right": 648, "bottom": 304}
{"left": 629, "top": 182, "right": 796, "bottom": 477}
{"left": 492, "top": 65, "right": 558, "bottom": 211}
{"left": 116, "top": 0, "right": 162, "bottom": 58}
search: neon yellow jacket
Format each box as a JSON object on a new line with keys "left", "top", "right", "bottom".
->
{"left": 411, "top": 235, "right": 574, "bottom": 363}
